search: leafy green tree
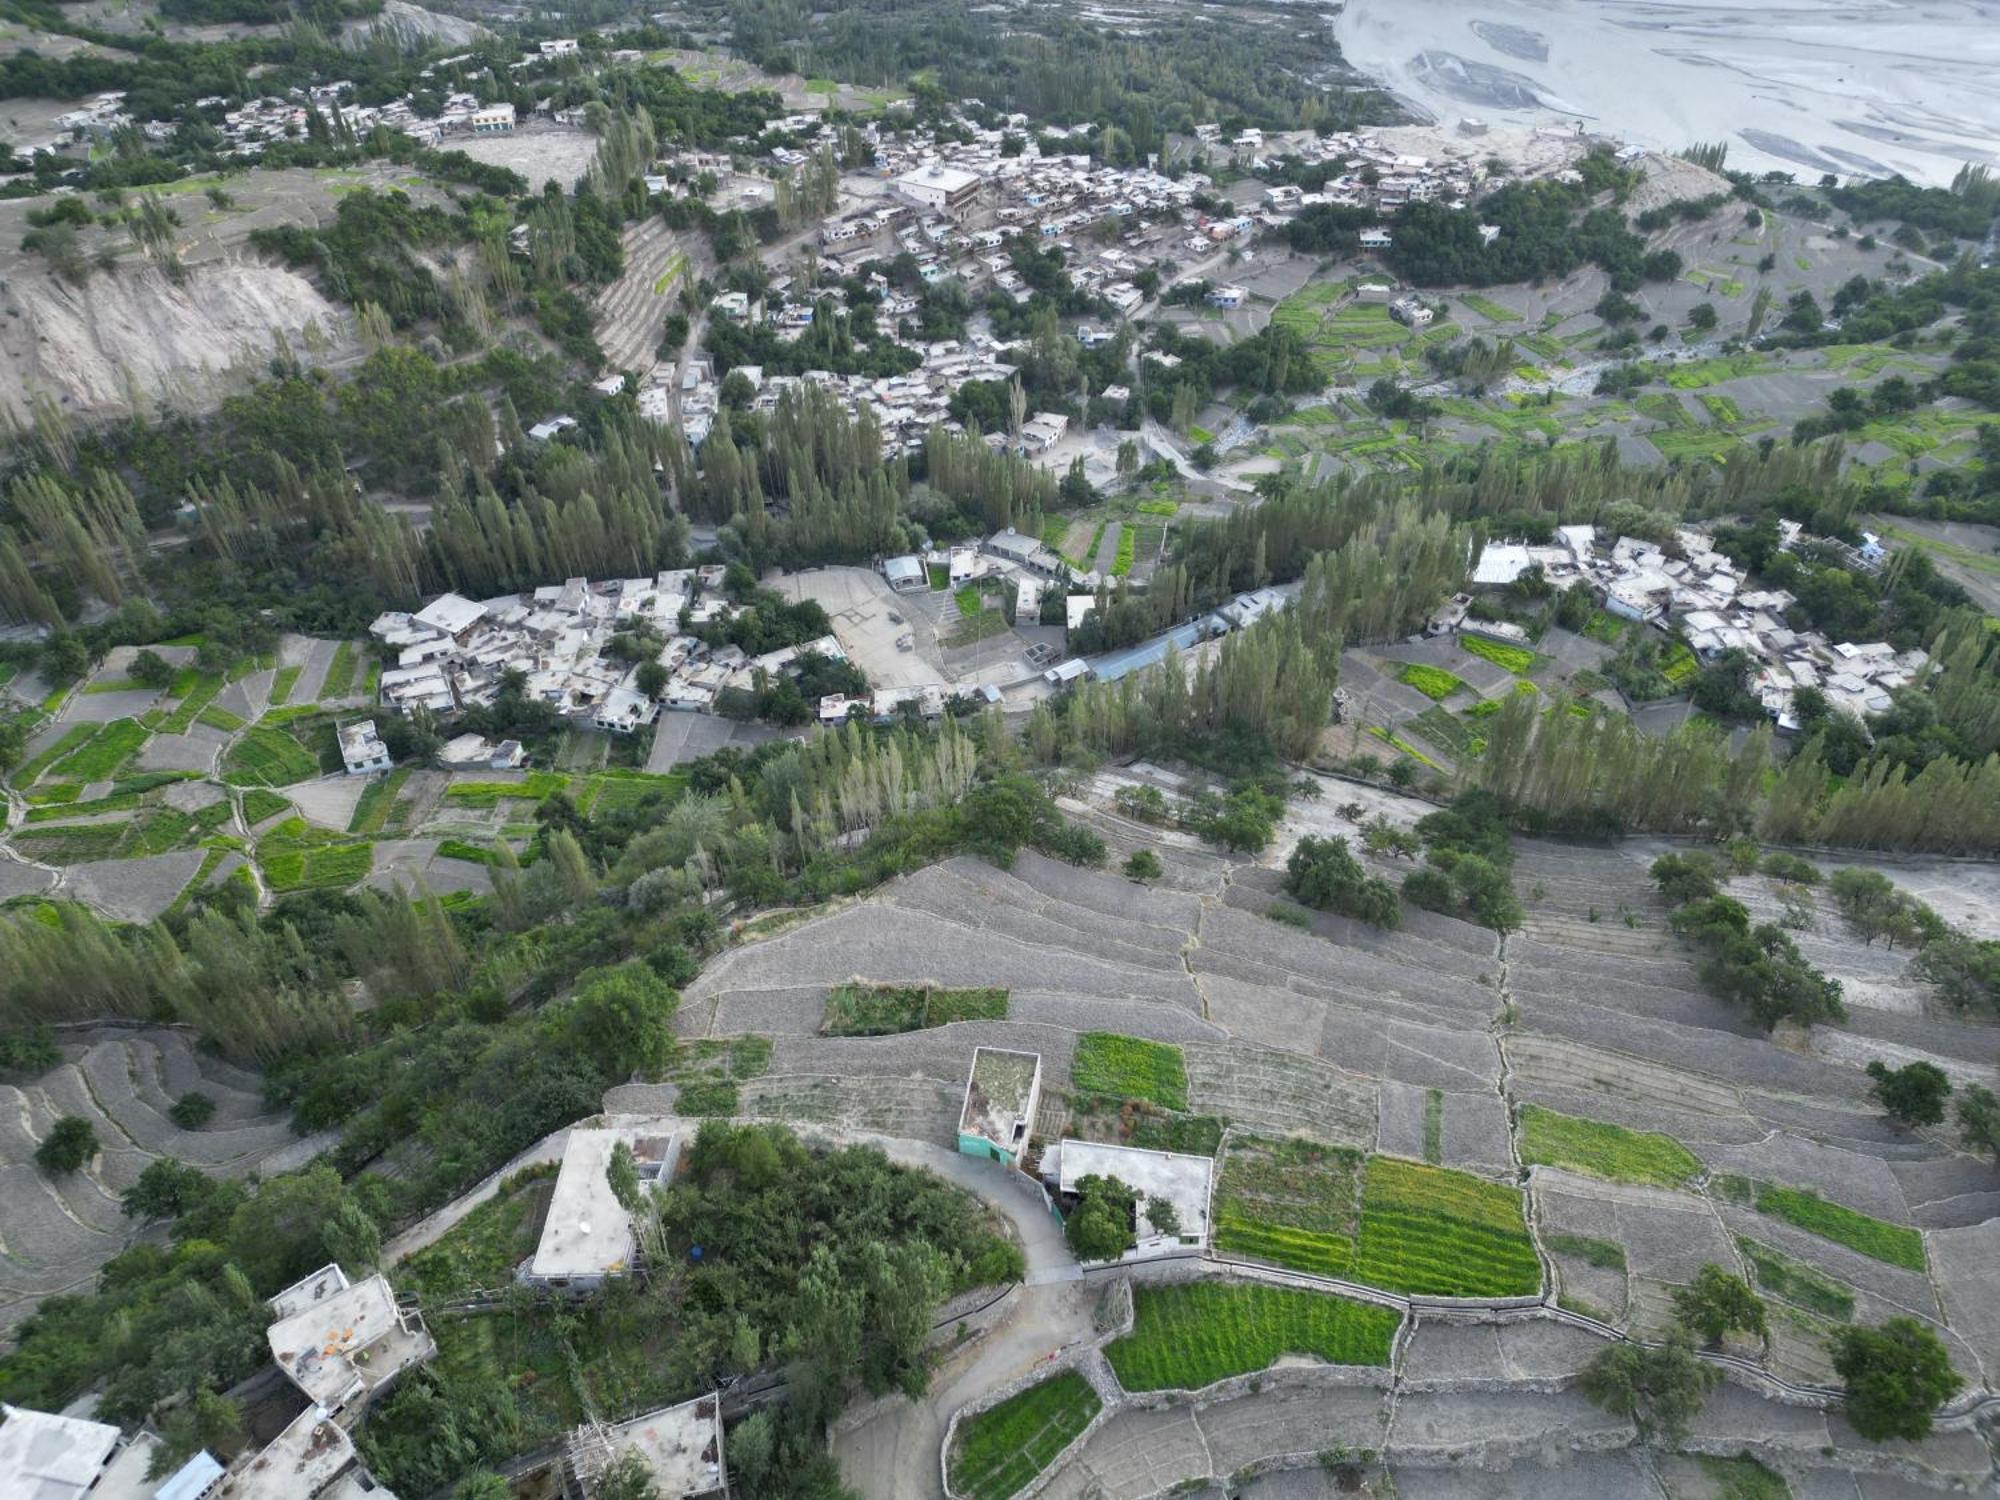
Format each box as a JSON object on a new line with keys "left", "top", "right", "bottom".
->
{"left": 1866, "top": 1060, "right": 1951, "bottom": 1127}
{"left": 1283, "top": 834, "right": 1401, "bottom": 928}
{"left": 594, "top": 1451, "right": 662, "bottom": 1500}
{"left": 169, "top": 1092, "right": 216, "bottom": 1129}
{"left": 1123, "top": 849, "right": 1162, "bottom": 882}
{"left": 1830, "top": 1318, "right": 1963, "bottom": 1441}
{"left": 224, "top": 1165, "right": 375, "bottom": 1291}
{"left": 121, "top": 1159, "right": 211, "bottom": 1220}
{"left": 129, "top": 649, "right": 176, "bottom": 688}
{"left": 1576, "top": 1334, "right": 1719, "bottom": 1444}
{"left": 1956, "top": 1084, "right": 2000, "bottom": 1161}
{"left": 1670, "top": 1264, "right": 1767, "bottom": 1347}
{"left": 1144, "top": 1197, "right": 1181, "bottom": 1236}
{"left": 556, "top": 960, "right": 680, "bottom": 1079}
{"left": 36, "top": 1116, "right": 97, "bottom": 1173}
{"left": 1064, "top": 1174, "right": 1137, "bottom": 1261}
{"left": 451, "top": 1476, "right": 513, "bottom": 1500}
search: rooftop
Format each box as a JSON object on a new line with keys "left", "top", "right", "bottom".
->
{"left": 529, "top": 1128, "right": 679, "bottom": 1281}
{"left": 601, "top": 1393, "right": 726, "bottom": 1498}
{"left": 1048, "top": 1139, "right": 1214, "bottom": 1249}
{"left": 0, "top": 1405, "right": 122, "bottom": 1500}
{"left": 267, "top": 1271, "right": 434, "bottom": 1411}
{"left": 229, "top": 1406, "right": 355, "bottom": 1500}
{"left": 960, "top": 1047, "right": 1040, "bottom": 1150}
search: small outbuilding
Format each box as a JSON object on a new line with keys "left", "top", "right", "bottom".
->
{"left": 958, "top": 1047, "right": 1042, "bottom": 1168}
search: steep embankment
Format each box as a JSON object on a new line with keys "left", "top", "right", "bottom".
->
{"left": 0, "top": 258, "right": 355, "bottom": 420}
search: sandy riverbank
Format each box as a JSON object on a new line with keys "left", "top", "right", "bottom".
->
{"left": 1333, "top": 0, "right": 2000, "bottom": 187}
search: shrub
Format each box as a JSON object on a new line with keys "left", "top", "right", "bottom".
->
{"left": 169, "top": 1093, "right": 217, "bottom": 1130}
{"left": 1760, "top": 851, "right": 1821, "bottom": 884}
{"left": 1831, "top": 1318, "right": 1962, "bottom": 1442}
{"left": 37, "top": 1115, "right": 98, "bottom": 1173}
{"left": 1122, "top": 849, "right": 1162, "bottom": 882}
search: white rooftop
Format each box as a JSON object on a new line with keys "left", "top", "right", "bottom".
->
{"left": 529, "top": 1128, "right": 678, "bottom": 1281}
{"left": 0, "top": 1405, "right": 122, "bottom": 1500}
{"left": 1049, "top": 1139, "right": 1213, "bottom": 1252}
{"left": 230, "top": 1406, "right": 355, "bottom": 1500}
{"left": 413, "top": 592, "right": 486, "bottom": 636}
{"left": 1471, "top": 542, "right": 1534, "bottom": 587}
{"left": 267, "top": 1270, "right": 433, "bottom": 1411}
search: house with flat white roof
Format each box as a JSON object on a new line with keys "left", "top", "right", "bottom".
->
{"left": 266, "top": 1265, "right": 434, "bottom": 1416}
{"left": 1042, "top": 1138, "right": 1213, "bottom": 1259}
{"left": 228, "top": 1406, "right": 364, "bottom": 1500}
{"left": 337, "top": 720, "right": 391, "bottom": 776}
{"left": 0, "top": 1404, "right": 140, "bottom": 1500}
{"left": 522, "top": 1128, "right": 680, "bottom": 1292}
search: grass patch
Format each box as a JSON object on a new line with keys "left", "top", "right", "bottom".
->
{"left": 1660, "top": 640, "right": 1700, "bottom": 686}
{"left": 1728, "top": 1179, "right": 1924, "bottom": 1271}
{"left": 1213, "top": 1134, "right": 1361, "bottom": 1276}
{"left": 1422, "top": 1089, "right": 1444, "bottom": 1165}
{"left": 580, "top": 770, "right": 688, "bottom": 822}
{"left": 25, "top": 791, "right": 140, "bottom": 823}
{"left": 1517, "top": 1105, "right": 1700, "bottom": 1188}
{"left": 822, "top": 982, "right": 1008, "bottom": 1036}
{"left": 955, "top": 584, "right": 986, "bottom": 618}
{"left": 348, "top": 767, "right": 412, "bottom": 835}
{"left": 257, "top": 817, "right": 373, "bottom": 892}
{"left": 397, "top": 1169, "right": 556, "bottom": 1300}
{"left": 1544, "top": 1232, "right": 1627, "bottom": 1270}
{"left": 435, "top": 837, "right": 502, "bottom": 865}
{"left": 1352, "top": 1157, "right": 1540, "bottom": 1297}
{"left": 1106, "top": 1283, "right": 1398, "bottom": 1392}
{"left": 52, "top": 719, "right": 149, "bottom": 782}
{"left": 269, "top": 665, "right": 303, "bottom": 706}
{"left": 948, "top": 1369, "right": 1101, "bottom": 1500}
{"left": 1695, "top": 1455, "right": 1791, "bottom": 1500}
{"left": 142, "top": 672, "right": 224, "bottom": 734}
{"left": 1698, "top": 393, "right": 1743, "bottom": 424}
{"left": 1459, "top": 634, "right": 1536, "bottom": 673}
{"left": 1071, "top": 1033, "right": 1188, "bottom": 1110}
{"left": 1736, "top": 1236, "right": 1854, "bottom": 1320}
{"left": 1398, "top": 663, "right": 1467, "bottom": 701}
{"left": 1135, "top": 498, "right": 1178, "bottom": 517}
{"left": 198, "top": 704, "right": 245, "bottom": 732}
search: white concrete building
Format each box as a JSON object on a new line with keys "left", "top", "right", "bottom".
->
{"left": 337, "top": 721, "right": 392, "bottom": 776}
{"left": 1042, "top": 1139, "right": 1214, "bottom": 1259}
{"left": 266, "top": 1265, "right": 435, "bottom": 1416}
{"left": 522, "top": 1128, "right": 679, "bottom": 1293}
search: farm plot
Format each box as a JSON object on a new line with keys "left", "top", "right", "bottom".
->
{"left": 1736, "top": 1236, "right": 1855, "bottom": 1320}
{"left": 51, "top": 719, "right": 149, "bottom": 781}
{"left": 221, "top": 723, "right": 321, "bottom": 787}
{"left": 256, "top": 818, "right": 374, "bottom": 893}
{"left": 1517, "top": 1105, "right": 1701, "bottom": 1188}
{"left": 1182, "top": 1041, "right": 1377, "bottom": 1147}
{"left": 1212, "top": 1133, "right": 1361, "bottom": 1276}
{"left": 1351, "top": 1157, "right": 1541, "bottom": 1298}
{"left": 949, "top": 1369, "right": 1102, "bottom": 1500}
{"left": 821, "top": 982, "right": 1009, "bottom": 1035}
{"left": 1713, "top": 1176, "right": 1925, "bottom": 1272}
{"left": 1105, "top": 1282, "right": 1399, "bottom": 1392}
{"left": 1071, "top": 1032, "right": 1188, "bottom": 1110}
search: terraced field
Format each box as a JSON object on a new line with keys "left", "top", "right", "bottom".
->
{"left": 0, "top": 1027, "right": 311, "bottom": 1340}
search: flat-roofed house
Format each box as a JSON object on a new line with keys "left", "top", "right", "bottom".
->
{"left": 521, "top": 1128, "right": 680, "bottom": 1292}
{"left": 266, "top": 1265, "right": 435, "bottom": 1417}
{"left": 958, "top": 1047, "right": 1041, "bottom": 1167}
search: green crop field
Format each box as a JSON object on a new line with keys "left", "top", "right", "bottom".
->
{"left": 222, "top": 724, "right": 320, "bottom": 787}
{"left": 240, "top": 788, "right": 291, "bottom": 825}
{"left": 1543, "top": 1233, "right": 1626, "bottom": 1270}
{"left": 269, "top": 665, "right": 303, "bottom": 706}
{"left": 1213, "top": 1135, "right": 1361, "bottom": 1276}
{"left": 1410, "top": 707, "right": 1478, "bottom": 759}
{"left": 142, "top": 672, "right": 225, "bottom": 734}
{"left": 956, "top": 585, "right": 985, "bottom": 618}
{"left": 948, "top": 1370, "right": 1100, "bottom": 1500}
{"left": 444, "top": 772, "right": 569, "bottom": 807}
{"left": 261, "top": 840, "right": 373, "bottom": 893}
{"left": 1398, "top": 664, "right": 1466, "bottom": 701}
{"left": 1351, "top": 1158, "right": 1540, "bottom": 1297}
{"left": 1736, "top": 1236, "right": 1854, "bottom": 1319}
{"left": 1110, "top": 525, "right": 1136, "bottom": 577}
{"left": 1517, "top": 1105, "right": 1700, "bottom": 1188}
{"left": 13, "top": 724, "right": 99, "bottom": 786}
{"left": 436, "top": 838, "right": 501, "bottom": 865}
{"left": 1725, "top": 1179, "right": 1924, "bottom": 1271}
{"left": 1458, "top": 293, "right": 1522, "bottom": 323}
{"left": 320, "top": 641, "right": 360, "bottom": 699}
{"left": 1458, "top": 635, "right": 1535, "bottom": 674}
{"left": 348, "top": 768, "right": 412, "bottom": 835}
{"left": 1660, "top": 641, "right": 1700, "bottom": 686}
{"left": 1071, "top": 1032, "right": 1187, "bottom": 1109}
{"left": 1105, "top": 1283, "right": 1399, "bottom": 1392}
{"left": 822, "top": 982, "right": 1009, "bottom": 1035}
{"left": 581, "top": 771, "right": 688, "bottom": 821}
{"left": 52, "top": 719, "right": 149, "bottom": 782}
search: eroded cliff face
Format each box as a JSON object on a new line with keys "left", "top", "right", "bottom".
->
{"left": 0, "top": 256, "right": 355, "bottom": 419}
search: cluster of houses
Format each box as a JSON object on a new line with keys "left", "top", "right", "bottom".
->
{"left": 364, "top": 571, "right": 851, "bottom": 736}
{"left": 1466, "top": 521, "right": 1925, "bottom": 729}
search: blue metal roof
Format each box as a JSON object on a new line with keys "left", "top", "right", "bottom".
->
{"left": 1090, "top": 621, "right": 1210, "bottom": 683}
{"left": 155, "top": 1451, "right": 225, "bottom": 1500}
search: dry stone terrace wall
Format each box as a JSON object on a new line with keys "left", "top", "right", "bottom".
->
{"left": 0, "top": 1026, "right": 303, "bottom": 1341}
